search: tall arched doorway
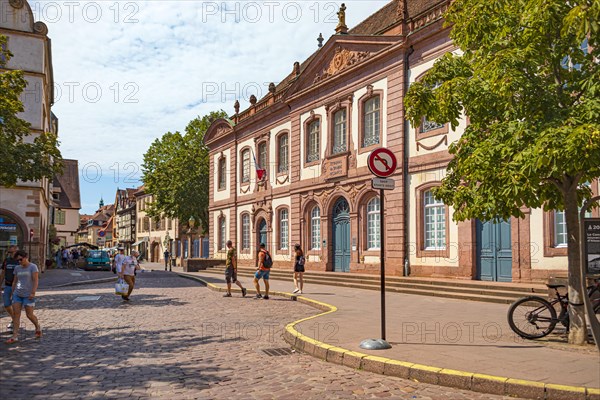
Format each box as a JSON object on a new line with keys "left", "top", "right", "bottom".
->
{"left": 151, "top": 242, "right": 160, "bottom": 263}
{"left": 257, "top": 218, "right": 268, "bottom": 249}
{"left": 332, "top": 197, "right": 351, "bottom": 272}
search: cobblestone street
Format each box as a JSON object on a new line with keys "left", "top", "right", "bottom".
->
{"left": 0, "top": 271, "right": 521, "bottom": 399}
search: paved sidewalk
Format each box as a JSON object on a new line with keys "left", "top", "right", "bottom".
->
{"left": 174, "top": 267, "right": 600, "bottom": 390}
{"left": 37, "top": 268, "right": 116, "bottom": 289}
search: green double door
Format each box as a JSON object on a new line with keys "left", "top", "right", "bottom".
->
{"left": 332, "top": 198, "right": 351, "bottom": 272}
{"left": 476, "top": 219, "right": 512, "bottom": 282}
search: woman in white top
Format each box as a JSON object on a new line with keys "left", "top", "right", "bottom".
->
{"left": 119, "top": 250, "right": 139, "bottom": 301}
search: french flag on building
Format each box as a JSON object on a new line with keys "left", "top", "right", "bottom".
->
{"left": 252, "top": 150, "right": 266, "bottom": 181}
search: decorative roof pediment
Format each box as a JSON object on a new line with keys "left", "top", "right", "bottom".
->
{"left": 285, "top": 35, "right": 402, "bottom": 98}
{"left": 204, "top": 118, "right": 235, "bottom": 145}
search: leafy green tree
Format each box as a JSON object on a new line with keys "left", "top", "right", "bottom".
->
{"left": 141, "top": 110, "right": 228, "bottom": 234}
{"left": 405, "top": 0, "right": 600, "bottom": 344}
{"left": 0, "top": 35, "right": 62, "bottom": 186}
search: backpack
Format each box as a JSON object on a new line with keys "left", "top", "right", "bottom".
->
{"left": 298, "top": 255, "right": 305, "bottom": 266}
{"left": 262, "top": 250, "right": 273, "bottom": 268}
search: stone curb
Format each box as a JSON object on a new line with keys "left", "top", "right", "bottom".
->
{"left": 176, "top": 273, "right": 599, "bottom": 400}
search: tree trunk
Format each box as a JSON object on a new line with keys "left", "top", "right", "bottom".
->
{"left": 564, "top": 186, "right": 587, "bottom": 345}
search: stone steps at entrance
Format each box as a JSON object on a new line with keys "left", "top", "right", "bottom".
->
{"left": 201, "top": 267, "right": 547, "bottom": 304}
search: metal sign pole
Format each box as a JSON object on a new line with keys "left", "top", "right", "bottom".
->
{"left": 380, "top": 188, "right": 386, "bottom": 340}
{"left": 361, "top": 148, "right": 394, "bottom": 350}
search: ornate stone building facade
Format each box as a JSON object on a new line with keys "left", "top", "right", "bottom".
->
{"left": 0, "top": 0, "right": 56, "bottom": 263}
{"left": 205, "top": 0, "right": 599, "bottom": 282}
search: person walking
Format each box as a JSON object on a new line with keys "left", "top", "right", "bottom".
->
{"left": 253, "top": 243, "right": 272, "bottom": 300}
{"left": 119, "top": 250, "right": 140, "bottom": 301}
{"left": 1, "top": 245, "right": 19, "bottom": 333}
{"left": 5, "top": 250, "right": 41, "bottom": 344}
{"left": 113, "top": 247, "right": 126, "bottom": 275}
{"left": 163, "top": 249, "right": 170, "bottom": 271}
{"left": 223, "top": 240, "right": 247, "bottom": 298}
{"left": 292, "top": 244, "right": 305, "bottom": 294}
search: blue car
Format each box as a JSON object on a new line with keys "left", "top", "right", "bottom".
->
{"left": 84, "top": 250, "right": 111, "bottom": 271}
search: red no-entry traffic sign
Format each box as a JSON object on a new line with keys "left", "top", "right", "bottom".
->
{"left": 368, "top": 148, "right": 398, "bottom": 178}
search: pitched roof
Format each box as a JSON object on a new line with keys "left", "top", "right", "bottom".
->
{"left": 349, "top": 0, "right": 447, "bottom": 35}
{"left": 52, "top": 159, "right": 81, "bottom": 209}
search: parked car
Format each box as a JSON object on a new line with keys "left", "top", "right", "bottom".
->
{"left": 84, "top": 250, "right": 111, "bottom": 271}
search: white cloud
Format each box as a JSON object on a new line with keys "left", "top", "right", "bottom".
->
{"left": 31, "top": 0, "right": 389, "bottom": 211}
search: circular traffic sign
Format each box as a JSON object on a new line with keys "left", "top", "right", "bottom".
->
{"left": 368, "top": 148, "right": 398, "bottom": 178}
{"left": 98, "top": 230, "right": 106, "bottom": 237}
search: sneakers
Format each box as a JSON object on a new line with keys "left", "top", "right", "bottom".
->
{"left": 263, "top": 295, "right": 269, "bottom": 300}
{"left": 292, "top": 289, "right": 300, "bottom": 294}
{"left": 241, "top": 288, "right": 247, "bottom": 297}
{"left": 223, "top": 293, "right": 232, "bottom": 297}
{"left": 255, "top": 293, "right": 263, "bottom": 299}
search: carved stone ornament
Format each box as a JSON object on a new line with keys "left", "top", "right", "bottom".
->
{"left": 366, "top": 84, "right": 374, "bottom": 97}
{"left": 250, "top": 95, "right": 257, "bottom": 105}
{"left": 9, "top": 0, "right": 25, "bottom": 9}
{"left": 348, "top": 150, "right": 357, "bottom": 168}
{"left": 294, "top": 61, "right": 301, "bottom": 76}
{"left": 219, "top": 210, "right": 224, "bottom": 218}
{"left": 33, "top": 21, "right": 49, "bottom": 35}
{"left": 216, "top": 126, "right": 230, "bottom": 136}
{"left": 234, "top": 100, "right": 240, "bottom": 114}
{"left": 314, "top": 47, "right": 371, "bottom": 83}
{"left": 269, "top": 82, "right": 276, "bottom": 94}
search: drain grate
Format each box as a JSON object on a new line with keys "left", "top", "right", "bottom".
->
{"left": 262, "top": 348, "right": 294, "bottom": 357}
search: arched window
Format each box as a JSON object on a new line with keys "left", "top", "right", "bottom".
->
{"left": 258, "top": 142, "right": 268, "bottom": 170}
{"left": 311, "top": 206, "right": 321, "bottom": 250}
{"left": 423, "top": 190, "right": 446, "bottom": 249}
{"left": 241, "top": 214, "right": 250, "bottom": 250}
{"left": 363, "top": 96, "right": 380, "bottom": 147}
{"left": 279, "top": 209, "right": 289, "bottom": 250}
{"left": 218, "top": 157, "right": 227, "bottom": 190}
{"left": 367, "top": 197, "right": 380, "bottom": 250}
{"left": 219, "top": 217, "right": 226, "bottom": 250}
{"left": 333, "top": 109, "right": 347, "bottom": 154}
{"left": 278, "top": 134, "right": 289, "bottom": 173}
{"left": 241, "top": 149, "right": 250, "bottom": 183}
{"left": 307, "top": 120, "right": 320, "bottom": 163}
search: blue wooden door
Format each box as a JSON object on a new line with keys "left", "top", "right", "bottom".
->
{"left": 258, "top": 219, "right": 268, "bottom": 248}
{"left": 332, "top": 198, "right": 351, "bottom": 272}
{"left": 476, "top": 219, "right": 512, "bottom": 282}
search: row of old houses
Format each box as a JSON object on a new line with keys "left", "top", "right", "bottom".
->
{"left": 74, "top": 187, "right": 205, "bottom": 264}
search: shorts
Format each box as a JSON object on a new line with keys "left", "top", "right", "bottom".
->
{"left": 12, "top": 294, "right": 35, "bottom": 307}
{"left": 3, "top": 285, "right": 13, "bottom": 307}
{"left": 294, "top": 264, "right": 305, "bottom": 273}
{"left": 254, "top": 269, "right": 270, "bottom": 280}
{"left": 225, "top": 268, "right": 237, "bottom": 284}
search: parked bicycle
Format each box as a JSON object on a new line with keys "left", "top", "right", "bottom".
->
{"left": 507, "top": 279, "right": 600, "bottom": 339}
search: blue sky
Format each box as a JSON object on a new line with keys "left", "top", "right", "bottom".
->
{"left": 33, "top": 0, "right": 389, "bottom": 213}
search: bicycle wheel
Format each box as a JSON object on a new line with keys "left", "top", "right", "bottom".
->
{"left": 508, "top": 296, "right": 557, "bottom": 339}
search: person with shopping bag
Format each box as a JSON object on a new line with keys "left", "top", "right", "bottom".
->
{"left": 119, "top": 250, "right": 140, "bottom": 301}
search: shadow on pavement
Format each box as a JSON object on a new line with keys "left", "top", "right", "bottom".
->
{"left": 0, "top": 325, "right": 244, "bottom": 398}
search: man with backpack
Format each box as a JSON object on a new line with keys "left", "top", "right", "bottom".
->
{"left": 253, "top": 243, "right": 272, "bottom": 300}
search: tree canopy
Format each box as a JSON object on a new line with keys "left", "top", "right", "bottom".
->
{"left": 141, "top": 110, "right": 228, "bottom": 234}
{"left": 405, "top": 0, "right": 600, "bottom": 344}
{"left": 0, "top": 35, "right": 62, "bottom": 186}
